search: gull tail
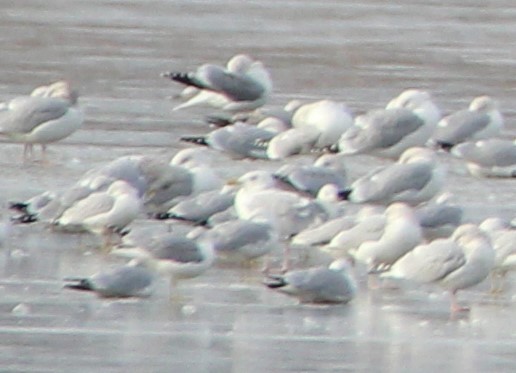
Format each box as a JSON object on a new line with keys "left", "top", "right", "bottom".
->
{"left": 10, "top": 213, "right": 38, "bottom": 224}
{"left": 63, "top": 278, "right": 94, "bottom": 292}
{"left": 8, "top": 201, "right": 29, "bottom": 213}
{"left": 263, "top": 275, "right": 287, "bottom": 289}
{"left": 205, "top": 114, "right": 234, "bottom": 127}
{"left": 338, "top": 189, "right": 352, "bottom": 200}
{"left": 161, "top": 71, "right": 204, "bottom": 89}
{"left": 180, "top": 135, "right": 209, "bottom": 146}
{"left": 434, "top": 141, "right": 455, "bottom": 152}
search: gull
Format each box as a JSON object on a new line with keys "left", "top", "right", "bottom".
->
{"left": 233, "top": 170, "right": 335, "bottom": 270}
{"left": 290, "top": 99, "right": 353, "bottom": 149}
{"left": 431, "top": 96, "right": 504, "bottom": 150}
{"left": 112, "top": 233, "right": 215, "bottom": 298}
{"left": 338, "top": 89, "right": 441, "bottom": 159}
{"left": 170, "top": 147, "right": 223, "bottom": 195}
{"left": 162, "top": 54, "right": 272, "bottom": 113}
{"left": 415, "top": 193, "right": 463, "bottom": 241}
{"left": 0, "top": 80, "right": 84, "bottom": 161}
{"left": 264, "top": 259, "right": 357, "bottom": 304}
{"left": 54, "top": 180, "right": 142, "bottom": 250}
{"left": 273, "top": 153, "right": 347, "bottom": 196}
{"left": 191, "top": 219, "right": 278, "bottom": 267}
{"left": 205, "top": 99, "right": 301, "bottom": 128}
{"left": 181, "top": 121, "right": 275, "bottom": 159}
{"left": 383, "top": 224, "right": 494, "bottom": 313}
{"left": 479, "top": 218, "right": 516, "bottom": 292}
{"left": 451, "top": 138, "right": 516, "bottom": 178}
{"left": 350, "top": 203, "right": 422, "bottom": 272}
{"left": 342, "top": 147, "right": 445, "bottom": 205}
{"left": 233, "top": 170, "right": 331, "bottom": 238}
{"left": 10, "top": 155, "right": 197, "bottom": 223}
{"left": 320, "top": 206, "right": 386, "bottom": 259}
{"left": 155, "top": 185, "right": 236, "bottom": 225}
{"left": 64, "top": 263, "right": 155, "bottom": 298}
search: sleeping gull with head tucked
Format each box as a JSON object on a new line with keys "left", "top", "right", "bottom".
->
{"left": 273, "top": 153, "right": 348, "bottom": 196}
{"left": 0, "top": 80, "right": 83, "bottom": 161}
{"left": 430, "top": 96, "right": 503, "bottom": 150}
{"left": 162, "top": 54, "right": 272, "bottom": 113}
{"left": 290, "top": 99, "right": 353, "bottom": 149}
{"left": 264, "top": 258, "right": 357, "bottom": 304}
{"left": 64, "top": 262, "right": 156, "bottom": 298}
{"left": 451, "top": 138, "right": 516, "bottom": 178}
{"left": 338, "top": 89, "right": 441, "bottom": 159}
{"left": 382, "top": 224, "right": 494, "bottom": 313}
{"left": 342, "top": 147, "right": 445, "bottom": 206}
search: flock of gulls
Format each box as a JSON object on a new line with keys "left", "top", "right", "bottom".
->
{"left": 2, "top": 53, "right": 516, "bottom": 315}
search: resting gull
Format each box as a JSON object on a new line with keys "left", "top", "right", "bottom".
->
{"left": 273, "top": 153, "right": 348, "bottom": 196}
{"left": 162, "top": 54, "right": 272, "bottom": 113}
{"left": 451, "top": 138, "right": 516, "bottom": 178}
{"left": 415, "top": 193, "right": 463, "bottom": 241}
{"left": 264, "top": 258, "right": 357, "bottom": 304}
{"left": 431, "top": 96, "right": 504, "bottom": 150}
{"left": 64, "top": 263, "right": 155, "bottom": 298}
{"left": 291, "top": 99, "right": 353, "bottom": 149}
{"left": 338, "top": 89, "right": 441, "bottom": 159}
{"left": 342, "top": 147, "right": 445, "bottom": 205}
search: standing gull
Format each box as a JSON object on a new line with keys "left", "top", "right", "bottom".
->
{"left": 191, "top": 219, "right": 278, "bottom": 267}
{"left": 479, "top": 218, "right": 516, "bottom": 292}
{"left": 112, "top": 233, "right": 215, "bottom": 298}
{"left": 350, "top": 203, "right": 422, "bottom": 273}
{"left": 382, "top": 224, "right": 494, "bottom": 313}
{"left": 0, "top": 80, "right": 83, "bottom": 161}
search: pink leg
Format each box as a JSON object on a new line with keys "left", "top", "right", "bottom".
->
{"left": 450, "top": 290, "right": 470, "bottom": 313}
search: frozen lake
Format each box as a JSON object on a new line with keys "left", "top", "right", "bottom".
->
{"left": 0, "top": 1, "right": 516, "bottom": 371}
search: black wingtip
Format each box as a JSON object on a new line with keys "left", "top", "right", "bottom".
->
{"left": 435, "top": 141, "right": 455, "bottom": 152}
{"left": 338, "top": 189, "right": 352, "bottom": 200}
{"left": 180, "top": 136, "right": 209, "bottom": 146}
{"left": 161, "top": 71, "right": 204, "bottom": 89}
{"left": 154, "top": 212, "right": 172, "bottom": 220}
{"left": 205, "top": 115, "right": 233, "bottom": 128}
{"left": 263, "top": 275, "right": 287, "bottom": 289}
{"left": 8, "top": 201, "right": 29, "bottom": 213}
{"left": 10, "top": 213, "right": 38, "bottom": 224}
{"left": 63, "top": 278, "right": 94, "bottom": 292}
